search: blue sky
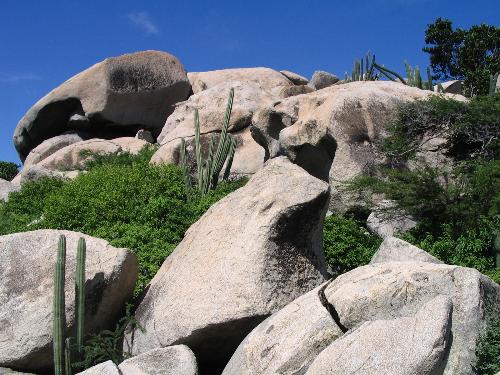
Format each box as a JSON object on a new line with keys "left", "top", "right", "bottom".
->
{"left": 1, "top": 0, "right": 498, "bottom": 164}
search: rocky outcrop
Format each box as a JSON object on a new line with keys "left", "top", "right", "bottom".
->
{"left": 0, "top": 179, "right": 20, "bottom": 201}
{"left": 252, "top": 81, "right": 464, "bottom": 212}
{"left": 309, "top": 71, "right": 339, "bottom": 89}
{"left": 371, "top": 236, "right": 442, "bottom": 264}
{"left": 187, "top": 67, "right": 293, "bottom": 96}
{"left": 0, "top": 230, "right": 138, "bottom": 372}
{"left": 14, "top": 50, "right": 190, "bottom": 161}
{"left": 118, "top": 346, "right": 198, "bottom": 375}
{"left": 222, "top": 283, "right": 343, "bottom": 375}
{"left": 126, "top": 157, "right": 330, "bottom": 372}
{"left": 305, "top": 296, "right": 452, "bottom": 375}
{"left": 366, "top": 201, "right": 417, "bottom": 238}
{"left": 434, "top": 80, "right": 463, "bottom": 94}
{"left": 323, "top": 262, "right": 500, "bottom": 375}
{"left": 76, "top": 361, "right": 120, "bottom": 375}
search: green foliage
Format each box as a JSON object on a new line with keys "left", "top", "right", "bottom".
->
{"left": 72, "top": 304, "right": 144, "bottom": 370}
{"left": 180, "top": 88, "right": 237, "bottom": 196}
{"left": 0, "top": 161, "right": 19, "bottom": 181}
{"left": 0, "top": 147, "right": 245, "bottom": 295}
{"left": 489, "top": 73, "right": 499, "bottom": 96}
{"left": 380, "top": 95, "right": 499, "bottom": 165}
{"left": 474, "top": 307, "right": 500, "bottom": 374}
{"left": 0, "top": 177, "right": 64, "bottom": 235}
{"left": 423, "top": 18, "right": 500, "bottom": 96}
{"left": 345, "top": 52, "right": 407, "bottom": 84}
{"left": 323, "top": 215, "right": 382, "bottom": 276}
{"left": 404, "top": 61, "right": 433, "bottom": 90}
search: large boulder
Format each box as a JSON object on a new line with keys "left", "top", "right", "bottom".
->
{"left": 14, "top": 50, "right": 190, "bottom": 162}
{"left": 187, "top": 67, "right": 293, "bottom": 96}
{"left": 279, "top": 70, "right": 309, "bottom": 85}
{"left": 323, "top": 262, "right": 500, "bottom": 374}
{"left": 305, "top": 296, "right": 452, "bottom": 375}
{"left": 253, "top": 81, "right": 465, "bottom": 212}
{"left": 222, "top": 283, "right": 344, "bottom": 375}
{"left": 309, "top": 71, "right": 339, "bottom": 90}
{"left": 0, "top": 230, "right": 138, "bottom": 372}
{"left": 118, "top": 346, "right": 198, "bottom": 375}
{"left": 76, "top": 361, "right": 120, "bottom": 375}
{"left": 126, "top": 157, "right": 330, "bottom": 372}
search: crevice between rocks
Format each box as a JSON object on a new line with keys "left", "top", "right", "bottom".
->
{"left": 318, "top": 278, "right": 348, "bottom": 333}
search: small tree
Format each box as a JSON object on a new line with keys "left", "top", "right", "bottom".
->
{"left": 0, "top": 161, "right": 19, "bottom": 181}
{"left": 423, "top": 18, "right": 500, "bottom": 96}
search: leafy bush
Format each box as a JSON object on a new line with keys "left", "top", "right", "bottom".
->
{"left": 474, "top": 307, "right": 500, "bottom": 374}
{"left": 0, "top": 147, "right": 245, "bottom": 294}
{"left": 0, "top": 161, "right": 19, "bottom": 181}
{"left": 0, "top": 177, "right": 64, "bottom": 235}
{"left": 323, "top": 215, "right": 382, "bottom": 276}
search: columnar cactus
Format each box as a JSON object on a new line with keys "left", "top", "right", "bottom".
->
{"left": 52, "top": 235, "right": 87, "bottom": 374}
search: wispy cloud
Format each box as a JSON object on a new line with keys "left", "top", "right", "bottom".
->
{"left": 0, "top": 73, "right": 42, "bottom": 83}
{"left": 127, "top": 11, "right": 159, "bottom": 35}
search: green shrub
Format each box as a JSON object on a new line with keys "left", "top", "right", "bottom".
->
{"left": 323, "top": 215, "right": 382, "bottom": 276}
{"left": 0, "top": 177, "right": 64, "bottom": 235}
{"left": 474, "top": 307, "right": 500, "bottom": 374}
{"left": 0, "top": 161, "right": 20, "bottom": 181}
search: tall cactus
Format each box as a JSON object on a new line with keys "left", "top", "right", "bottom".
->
{"left": 53, "top": 235, "right": 67, "bottom": 375}
{"left": 75, "top": 238, "right": 86, "bottom": 358}
{"left": 53, "top": 235, "right": 87, "bottom": 374}
{"left": 179, "top": 88, "right": 237, "bottom": 196}
{"left": 489, "top": 73, "right": 499, "bottom": 96}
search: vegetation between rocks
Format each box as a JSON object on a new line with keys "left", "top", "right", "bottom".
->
{"left": 0, "top": 161, "right": 19, "bottom": 181}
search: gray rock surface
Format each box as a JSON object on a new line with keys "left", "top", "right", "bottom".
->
{"left": 222, "top": 282, "right": 343, "bottom": 375}
{"left": 118, "top": 345, "right": 198, "bottom": 375}
{"left": 126, "top": 157, "right": 330, "bottom": 371}
{"left": 0, "top": 179, "right": 20, "bottom": 202}
{"left": 23, "top": 132, "right": 87, "bottom": 168}
{"left": 323, "top": 262, "right": 500, "bottom": 375}
{"left": 279, "top": 70, "right": 309, "bottom": 85}
{"left": 309, "top": 71, "right": 339, "bottom": 89}
{"left": 434, "top": 80, "right": 463, "bottom": 94}
{"left": 305, "top": 296, "right": 452, "bottom": 375}
{"left": 14, "top": 50, "right": 190, "bottom": 161}
{"left": 0, "top": 230, "right": 138, "bottom": 372}
{"left": 187, "top": 67, "right": 292, "bottom": 95}
{"left": 0, "top": 368, "right": 35, "bottom": 375}
{"left": 371, "top": 236, "right": 442, "bottom": 264}
{"left": 76, "top": 361, "right": 120, "bottom": 375}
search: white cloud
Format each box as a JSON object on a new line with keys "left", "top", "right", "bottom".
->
{"left": 127, "top": 11, "right": 159, "bottom": 35}
{"left": 0, "top": 73, "right": 42, "bottom": 83}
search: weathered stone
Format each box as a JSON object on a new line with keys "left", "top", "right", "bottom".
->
{"left": 366, "top": 202, "right": 417, "bottom": 238}
{"left": 110, "top": 137, "right": 149, "bottom": 155}
{"left": 0, "top": 179, "right": 20, "bottom": 202}
{"left": 135, "top": 129, "right": 155, "bottom": 143}
{"left": 152, "top": 128, "right": 265, "bottom": 178}
{"left": 23, "top": 132, "right": 88, "bottom": 168}
{"left": 305, "top": 296, "right": 452, "bottom": 375}
{"left": 14, "top": 50, "right": 190, "bottom": 161}
{"left": 76, "top": 361, "right": 120, "bottom": 375}
{"left": 323, "top": 262, "right": 500, "bottom": 375}
{"left": 279, "top": 70, "right": 309, "bottom": 85}
{"left": 187, "top": 67, "right": 292, "bottom": 96}
{"left": 126, "top": 157, "right": 330, "bottom": 371}
{"left": 309, "top": 71, "right": 339, "bottom": 90}
{"left": 0, "top": 368, "right": 35, "bottom": 375}
{"left": 222, "top": 283, "right": 343, "bottom": 375}
{"left": 434, "top": 80, "right": 462, "bottom": 94}
{"left": 371, "top": 236, "right": 442, "bottom": 264}
{"left": 10, "top": 165, "right": 79, "bottom": 185}
{"left": 118, "top": 345, "right": 198, "bottom": 375}
{"left": 0, "top": 230, "right": 138, "bottom": 372}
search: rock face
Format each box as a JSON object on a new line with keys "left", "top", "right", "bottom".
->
{"left": 280, "top": 70, "right": 309, "bottom": 85}
{"left": 366, "top": 207, "right": 417, "bottom": 238}
{"left": 371, "top": 236, "right": 442, "bottom": 264}
{"left": 434, "top": 80, "right": 463, "bottom": 94}
{"left": 118, "top": 346, "right": 198, "bottom": 375}
{"left": 0, "top": 230, "right": 138, "bottom": 372}
{"left": 309, "top": 71, "right": 339, "bottom": 89}
{"left": 0, "top": 179, "right": 20, "bottom": 201}
{"left": 14, "top": 50, "right": 190, "bottom": 161}
{"left": 305, "top": 296, "right": 452, "bottom": 375}
{"left": 187, "top": 67, "right": 293, "bottom": 96}
{"left": 224, "top": 241, "right": 499, "bottom": 375}
{"left": 323, "top": 262, "right": 500, "bottom": 375}
{"left": 222, "top": 283, "right": 343, "bottom": 375}
{"left": 253, "top": 81, "right": 464, "bottom": 212}
{"left": 126, "top": 157, "right": 330, "bottom": 371}
{"left": 76, "top": 361, "right": 120, "bottom": 375}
